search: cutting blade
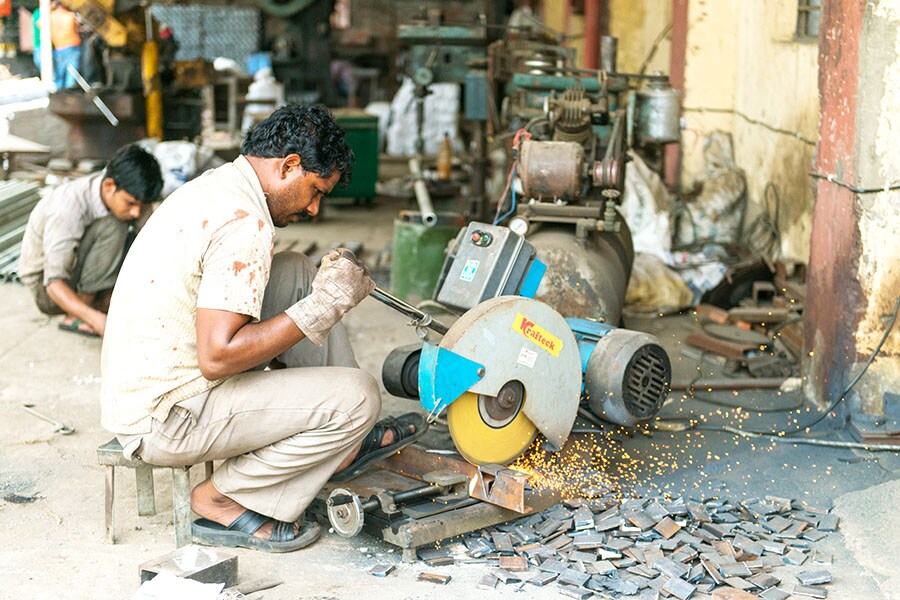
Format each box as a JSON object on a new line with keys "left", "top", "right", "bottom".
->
{"left": 447, "top": 392, "right": 538, "bottom": 465}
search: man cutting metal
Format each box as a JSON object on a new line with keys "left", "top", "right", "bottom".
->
{"left": 100, "top": 105, "right": 425, "bottom": 553}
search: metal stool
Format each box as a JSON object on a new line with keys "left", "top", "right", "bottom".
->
{"left": 97, "top": 438, "right": 213, "bottom": 547}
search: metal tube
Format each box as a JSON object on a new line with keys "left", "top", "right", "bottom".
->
{"left": 370, "top": 287, "right": 449, "bottom": 335}
{"left": 583, "top": 0, "right": 601, "bottom": 70}
{"left": 408, "top": 157, "right": 438, "bottom": 228}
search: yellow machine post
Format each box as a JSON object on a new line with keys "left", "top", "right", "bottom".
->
{"left": 142, "top": 39, "right": 163, "bottom": 139}
{"left": 141, "top": 5, "right": 162, "bottom": 140}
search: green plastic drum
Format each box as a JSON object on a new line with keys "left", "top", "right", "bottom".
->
{"left": 390, "top": 216, "right": 460, "bottom": 305}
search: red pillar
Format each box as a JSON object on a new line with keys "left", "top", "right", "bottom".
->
{"left": 665, "top": 0, "right": 688, "bottom": 188}
{"left": 804, "top": 0, "right": 866, "bottom": 403}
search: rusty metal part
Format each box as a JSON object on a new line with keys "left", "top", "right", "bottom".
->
{"left": 530, "top": 222, "right": 634, "bottom": 323}
{"left": 592, "top": 156, "right": 622, "bottom": 189}
{"left": 469, "top": 464, "right": 531, "bottom": 513}
{"left": 686, "top": 333, "right": 756, "bottom": 360}
{"left": 518, "top": 140, "right": 584, "bottom": 200}
{"left": 550, "top": 88, "right": 592, "bottom": 144}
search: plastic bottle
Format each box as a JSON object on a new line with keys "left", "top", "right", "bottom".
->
{"left": 437, "top": 132, "right": 453, "bottom": 181}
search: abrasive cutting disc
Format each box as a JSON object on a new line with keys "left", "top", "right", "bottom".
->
{"left": 436, "top": 296, "right": 582, "bottom": 465}
{"left": 447, "top": 392, "right": 538, "bottom": 465}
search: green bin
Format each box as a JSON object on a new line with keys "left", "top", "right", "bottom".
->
{"left": 330, "top": 108, "right": 379, "bottom": 200}
{"left": 390, "top": 215, "right": 460, "bottom": 305}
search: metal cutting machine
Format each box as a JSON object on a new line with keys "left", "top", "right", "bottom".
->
{"left": 377, "top": 221, "right": 672, "bottom": 466}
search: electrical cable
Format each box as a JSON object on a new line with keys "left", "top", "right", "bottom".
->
{"left": 808, "top": 172, "right": 900, "bottom": 194}
{"left": 667, "top": 296, "right": 900, "bottom": 446}
{"left": 682, "top": 106, "right": 816, "bottom": 146}
{"left": 786, "top": 294, "right": 900, "bottom": 434}
{"left": 638, "top": 22, "right": 673, "bottom": 75}
{"left": 494, "top": 165, "right": 517, "bottom": 224}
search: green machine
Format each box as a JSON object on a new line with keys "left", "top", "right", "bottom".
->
{"left": 330, "top": 108, "right": 379, "bottom": 202}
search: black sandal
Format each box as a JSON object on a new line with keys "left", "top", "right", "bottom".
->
{"left": 192, "top": 509, "right": 320, "bottom": 553}
{"left": 330, "top": 412, "right": 428, "bottom": 482}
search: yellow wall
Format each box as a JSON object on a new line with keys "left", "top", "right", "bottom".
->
{"left": 609, "top": 0, "right": 671, "bottom": 74}
{"left": 682, "top": 0, "right": 819, "bottom": 263}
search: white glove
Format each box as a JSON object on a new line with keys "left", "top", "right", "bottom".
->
{"left": 284, "top": 249, "right": 375, "bottom": 345}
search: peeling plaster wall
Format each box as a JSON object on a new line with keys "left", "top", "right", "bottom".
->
{"left": 681, "top": 0, "right": 819, "bottom": 263}
{"left": 680, "top": 0, "right": 739, "bottom": 179}
{"left": 849, "top": 0, "right": 900, "bottom": 413}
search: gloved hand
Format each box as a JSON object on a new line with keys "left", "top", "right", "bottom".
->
{"left": 284, "top": 248, "right": 375, "bottom": 345}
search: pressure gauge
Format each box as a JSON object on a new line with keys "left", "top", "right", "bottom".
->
{"left": 509, "top": 216, "right": 529, "bottom": 236}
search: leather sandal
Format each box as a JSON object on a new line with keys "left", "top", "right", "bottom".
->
{"left": 330, "top": 412, "right": 428, "bottom": 482}
{"left": 192, "top": 509, "right": 320, "bottom": 553}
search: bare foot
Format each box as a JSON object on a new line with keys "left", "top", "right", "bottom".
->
{"left": 335, "top": 422, "right": 416, "bottom": 472}
{"left": 190, "top": 479, "right": 295, "bottom": 540}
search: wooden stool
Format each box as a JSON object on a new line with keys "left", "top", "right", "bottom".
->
{"left": 97, "top": 438, "right": 213, "bottom": 547}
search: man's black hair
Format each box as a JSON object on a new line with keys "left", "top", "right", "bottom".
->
{"left": 241, "top": 104, "right": 355, "bottom": 188}
{"left": 105, "top": 144, "right": 163, "bottom": 204}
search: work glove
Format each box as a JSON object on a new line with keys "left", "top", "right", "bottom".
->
{"left": 284, "top": 248, "right": 375, "bottom": 345}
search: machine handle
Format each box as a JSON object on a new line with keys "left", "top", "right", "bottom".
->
{"left": 370, "top": 287, "right": 449, "bottom": 336}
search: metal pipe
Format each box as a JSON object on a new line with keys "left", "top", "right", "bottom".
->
{"left": 369, "top": 287, "right": 449, "bottom": 335}
{"left": 583, "top": 0, "right": 601, "bottom": 70}
{"left": 408, "top": 156, "right": 438, "bottom": 228}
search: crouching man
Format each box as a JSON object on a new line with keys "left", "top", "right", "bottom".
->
{"left": 19, "top": 144, "right": 163, "bottom": 337}
{"left": 100, "top": 105, "right": 424, "bottom": 552}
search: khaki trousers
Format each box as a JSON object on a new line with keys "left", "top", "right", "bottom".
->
{"left": 30, "top": 215, "right": 129, "bottom": 315}
{"left": 129, "top": 251, "right": 381, "bottom": 522}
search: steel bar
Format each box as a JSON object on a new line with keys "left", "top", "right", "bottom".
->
{"left": 408, "top": 156, "right": 438, "bottom": 227}
{"left": 369, "top": 287, "right": 449, "bottom": 335}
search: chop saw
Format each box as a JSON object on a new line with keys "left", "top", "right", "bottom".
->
{"left": 373, "top": 221, "right": 671, "bottom": 466}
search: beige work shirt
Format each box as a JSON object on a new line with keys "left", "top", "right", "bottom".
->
{"left": 100, "top": 156, "right": 275, "bottom": 434}
{"left": 19, "top": 172, "right": 108, "bottom": 288}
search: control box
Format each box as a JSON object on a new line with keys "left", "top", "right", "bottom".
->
{"left": 435, "top": 222, "right": 544, "bottom": 312}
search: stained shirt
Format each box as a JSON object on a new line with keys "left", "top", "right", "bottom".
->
{"left": 19, "top": 172, "right": 108, "bottom": 288}
{"left": 100, "top": 156, "right": 275, "bottom": 434}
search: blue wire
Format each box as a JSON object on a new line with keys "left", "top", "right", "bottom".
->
{"left": 493, "top": 165, "right": 517, "bottom": 225}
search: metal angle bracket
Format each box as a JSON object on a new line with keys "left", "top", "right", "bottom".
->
{"left": 417, "top": 342, "right": 485, "bottom": 419}
{"left": 469, "top": 464, "right": 532, "bottom": 514}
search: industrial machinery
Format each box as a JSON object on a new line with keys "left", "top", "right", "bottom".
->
{"left": 488, "top": 34, "right": 680, "bottom": 323}
{"left": 377, "top": 221, "right": 671, "bottom": 467}
{"left": 47, "top": 0, "right": 167, "bottom": 159}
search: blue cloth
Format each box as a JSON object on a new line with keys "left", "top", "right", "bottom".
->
{"left": 53, "top": 45, "right": 82, "bottom": 89}
{"left": 33, "top": 49, "right": 42, "bottom": 72}
{"left": 247, "top": 52, "right": 272, "bottom": 76}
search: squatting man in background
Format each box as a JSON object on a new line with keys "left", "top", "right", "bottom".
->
{"left": 100, "top": 105, "right": 425, "bottom": 552}
{"left": 19, "top": 145, "right": 163, "bottom": 337}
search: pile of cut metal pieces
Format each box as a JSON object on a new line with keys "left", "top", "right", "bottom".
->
{"left": 411, "top": 493, "right": 838, "bottom": 599}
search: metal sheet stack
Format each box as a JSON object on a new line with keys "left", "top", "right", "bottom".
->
{"left": 0, "top": 179, "right": 40, "bottom": 283}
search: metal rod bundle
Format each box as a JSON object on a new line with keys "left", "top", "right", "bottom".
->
{"left": 0, "top": 180, "right": 41, "bottom": 283}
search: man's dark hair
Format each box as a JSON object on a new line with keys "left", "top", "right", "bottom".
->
{"left": 105, "top": 144, "right": 163, "bottom": 203}
{"left": 241, "top": 104, "right": 355, "bottom": 188}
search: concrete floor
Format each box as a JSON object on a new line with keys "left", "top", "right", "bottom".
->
{"left": 0, "top": 198, "right": 897, "bottom": 599}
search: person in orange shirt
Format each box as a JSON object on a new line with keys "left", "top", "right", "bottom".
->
{"left": 49, "top": 0, "right": 82, "bottom": 89}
